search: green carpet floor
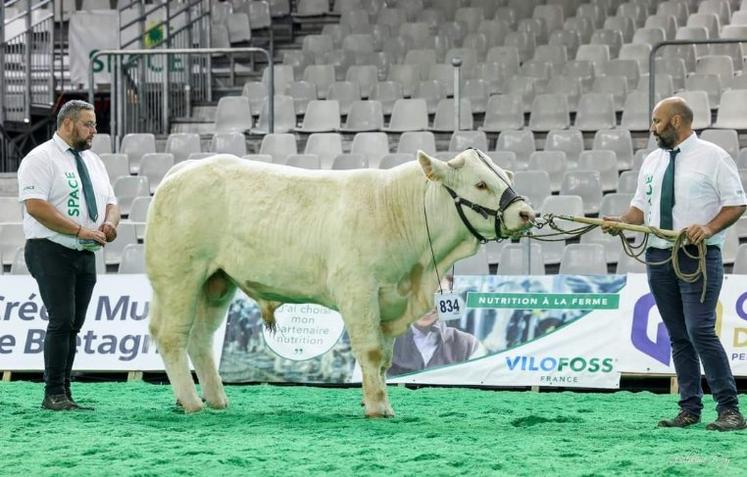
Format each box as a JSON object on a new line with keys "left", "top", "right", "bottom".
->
{"left": 1, "top": 382, "right": 744, "bottom": 477}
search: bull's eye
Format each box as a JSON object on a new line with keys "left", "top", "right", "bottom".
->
{"left": 475, "top": 181, "right": 488, "bottom": 191}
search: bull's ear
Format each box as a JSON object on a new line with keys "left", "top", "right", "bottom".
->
{"left": 504, "top": 169, "right": 514, "bottom": 183}
{"left": 418, "top": 150, "right": 449, "bottom": 182}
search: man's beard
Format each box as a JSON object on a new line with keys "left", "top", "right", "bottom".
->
{"left": 655, "top": 125, "right": 677, "bottom": 149}
{"left": 73, "top": 135, "right": 92, "bottom": 151}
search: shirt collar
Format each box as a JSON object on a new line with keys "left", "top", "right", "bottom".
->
{"left": 671, "top": 131, "right": 697, "bottom": 155}
{"left": 52, "top": 133, "right": 75, "bottom": 154}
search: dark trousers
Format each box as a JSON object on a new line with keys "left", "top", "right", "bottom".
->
{"left": 25, "top": 239, "right": 97, "bottom": 397}
{"left": 646, "top": 246, "right": 738, "bottom": 416}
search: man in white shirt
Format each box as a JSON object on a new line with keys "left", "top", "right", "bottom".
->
{"left": 603, "top": 97, "right": 747, "bottom": 431}
{"left": 17, "top": 100, "right": 120, "bottom": 411}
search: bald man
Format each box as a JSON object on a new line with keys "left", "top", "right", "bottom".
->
{"left": 604, "top": 97, "right": 746, "bottom": 431}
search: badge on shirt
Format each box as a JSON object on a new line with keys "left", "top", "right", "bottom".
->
{"left": 434, "top": 292, "right": 465, "bottom": 321}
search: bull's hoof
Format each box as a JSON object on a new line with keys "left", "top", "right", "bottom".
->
{"left": 175, "top": 398, "right": 205, "bottom": 414}
{"left": 364, "top": 402, "right": 395, "bottom": 418}
{"left": 206, "top": 396, "right": 229, "bottom": 410}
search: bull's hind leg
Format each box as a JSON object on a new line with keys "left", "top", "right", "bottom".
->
{"left": 188, "top": 270, "right": 236, "bottom": 409}
{"left": 338, "top": 287, "right": 394, "bottom": 418}
{"left": 149, "top": 287, "right": 203, "bottom": 413}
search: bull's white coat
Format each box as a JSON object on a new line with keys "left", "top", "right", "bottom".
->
{"left": 145, "top": 150, "right": 534, "bottom": 416}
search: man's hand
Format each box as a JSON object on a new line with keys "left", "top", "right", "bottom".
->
{"left": 79, "top": 227, "right": 107, "bottom": 245}
{"left": 99, "top": 221, "right": 117, "bottom": 242}
{"left": 600, "top": 216, "right": 624, "bottom": 236}
{"left": 685, "top": 224, "right": 713, "bottom": 245}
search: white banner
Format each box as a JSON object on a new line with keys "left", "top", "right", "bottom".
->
{"left": 0, "top": 275, "right": 226, "bottom": 371}
{"left": 618, "top": 273, "right": 747, "bottom": 375}
{"left": 69, "top": 11, "right": 119, "bottom": 87}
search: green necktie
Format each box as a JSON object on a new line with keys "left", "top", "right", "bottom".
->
{"left": 659, "top": 148, "right": 679, "bottom": 231}
{"left": 71, "top": 149, "right": 98, "bottom": 222}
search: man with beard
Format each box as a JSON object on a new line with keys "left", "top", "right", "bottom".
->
{"left": 603, "top": 96, "right": 746, "bottom": 431}
{"left": 17, "top": 100, "right": 120, "bottom": 411}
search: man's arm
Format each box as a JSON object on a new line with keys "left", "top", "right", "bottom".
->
{"left": 601, "top": 206, "right": 644, "bottom": 235}
{"left": 686, "top": 205, "right": 747, "bottom": 244}
{"left": 24, "top": 199, "right": 107, "bottom": 244}
{"left": 98, "top": 203, "right": 121, "bottom": 242}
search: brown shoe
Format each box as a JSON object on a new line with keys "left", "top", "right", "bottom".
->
{"left": 41, "top": 394, "right": 78, "bottom": 411}
{"left": 657, "top": 410, "right": 700, "bottom": 428}
{"left": 706, "top": 409, "right": 747, "bottom": 432}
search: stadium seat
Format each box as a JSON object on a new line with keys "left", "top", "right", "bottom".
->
{"left": 303, "top": 65, "right": 336, "bottom": 99}
{"left": 0, "top": 197, "right": 22, "bottom": 223}
{"left": 453, "top": 246, "right": 490, "bottom": 275}
{"left": 529, "top": 94, "right": 571, "bottom": 131}
{"left": 496, "top": 243, "right": 545, "bottom": 275}
{"left": 527, "top": 151, "right": 568, "bottom": 193}
{"left": 210, "top": 132, "right": 247, "bottom": 156}
{"left": 675, "top": 90, "right": 712, "bottom": 130}
{"left": 9, "top": 247, "right": 29, "bottom": 275}
{"left": 597, "top": 59, "right": 640, "bottom": 90}
{"left": 632, "top": 27, "right": 666, "bottom": 48}
{"left": 619, "top": 43, "right": 652, "bottom": 74}
{"left": 535, "top": 195, "right": 584, "bottom": 264}
{"left": 371, "top": 81, "right": 404, "bottom": 116}
{"left": 488, "top": 151, "right": 517, "bottom": 171}
{"left": 285, "top": 154, "right": 321, "bottom": 169}
{"left": 118, "top": 243, "right": 146, "bottom": 274}
{"left": 657, "top": 1, "right": 687, "bottom": 26}
{"left": 576, "top": 44, "right": 610, "bottom": 67}
{"left": 505, "top": 75, "right": 538, "bottom": 113}
{"left": 304, "top": 133, "right": 343, "bottom": 169}
{"left": 113, "top": 176, "right": 149, "bottom": 216}
{"left": 686, "top": 12, "right": 721, "bottom": 39}
{"left": 326, "top": 81, "right": 360, "bottom": 116}
{"left": 695, "top": 55, "right": 735, "bottom": 84}
{"left": 574, "top": 93, "right": 617, "bottom": 131}
{"left": 431, "top": 99, "right": 474, "bottom": 132}
{"left": 332, "top": 153, "right": 368, "bottom": 170}
{"left": 621, "top": 91, "right": 650, "bottom": 131}
{"left": 104, "top": 222, "right": 138, "bottom": 266}
{"left": 563, "top": 60, "right": 595, "bottom": 92}
{"left": 91, "top": 134, "right": 112, "bottom": 155}
{"left": 733, "top": 244, "right": 747, "bottom": 274}
{"left": 165, "top": 133, "right": 201, "bottom": 164}
{"left": 253, "top": 95, "right": 297, "bottom": 134}
{"left": 351, "top": 132, "right": 389, "bottom": 169}
{"left": 227, "top": 13, "right": 252, "bottom": 43}
{"left": 480, "top": 94, "right": 524, "bottom": 132}
{"left": 561, "top": 170, "right": 603, "bottom": 215}
{"left": 463, "top": 79, "right": 490, "bottom": 113}
{"left": 592, "top": 75, "right": 628, "bottom": 111}
{"left": 593, "top": 128, "right": 634, "bottom": 171}
{"left": 259, "top": 133, "right": 297, "bottom": 164}
{"left": 545, "top": 128, "right": 584, "bottom": 166}
{"left": 578, "top": 150, "right": 618, "bottom": 192}
{"left": 0, "top": 224, "right": 24, "bottom": 266}
{"left": 616, "top": 250, "right": 647, "bottom": 273}
{"left": 120, "top": 133, "right": 156, "bottom": 175}
{"left": 285, "top": 80, "right": 316, "bottom": 116}
{"left": 242, "top": 154, "right": 273, "bottom": 163}
{"left": 129, "top": 196, "right": 151, "bottom": 241}
{"left": 449, "top": 131, "right": 488, "bottom": 152}
{"left": 549, "top": 29, "right": 581, "bottom": 59}
{"left": 296, "top": 100, "right": 341, "bottom": 132}
{"left": 486, "top": 46, "right": 521, "bottom": 75}
{"left": 379, "top": 153, "right": 413, "bottom": 169}
{"left": 713, "top": 90, "right": 747, "bottom": 130}
{"left": 495, "top": 129, "right": 536, "bottom": 170}
{"left": 618, "top": 169, "right": 639, "bottom": 193}
{"left": 215, "top": 96, "right": 253, "bottom": 133}
{"left": 346, "top": 65, "right": 378, "bottom": 99}
{"left": 384, "top": 99, "right": 429, "bottom": 132}
{"left": 513, "top": 170, "right": 552, "bottom": 209}
{"left": 545, "top": 75, "right": 582, "bottom": 112}
{"left": 701, "top": 129, "right": 739, "bottom": 159}
{"left": 504, "top": 30, "right": 535, "bottom": 63}
{"left": 590, "top": 28, "right": 623, "bottom": 57}
{"left": 138, "top": 153, "right": 174, "bottom": 194}
{"left": 100, "top": 153, "right": 131, "bottom": 184}
{"left": 644, "top": 14, "right": 676, "bottom": 40}
{"left": 653, "top": 57, "right": 687, "bottom": 90}
{"left": 559, "top": 244, "right": 608, "bottom": 275}
{"left": 397, "top": 131, "right": 436, "bottom": 155}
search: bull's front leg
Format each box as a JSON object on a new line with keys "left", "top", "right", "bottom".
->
{"left": 337, "top": 286, "right": 395, "bottom": 418}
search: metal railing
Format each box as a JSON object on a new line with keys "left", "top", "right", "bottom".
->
{"left": 0, "top": 0, "right": 55, "bottom": 124}
{"left": 89, "top": 47, "right": 274, "bottom": 150}
{"left": 649, "top": 38, "right": 747, "bottom": 118}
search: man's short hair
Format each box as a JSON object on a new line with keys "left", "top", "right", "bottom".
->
{"left": 57, "top": 100, "right": 95, "bottom": 129}
{"left": 670, "top": 97, "right": 694, "bottom": 125}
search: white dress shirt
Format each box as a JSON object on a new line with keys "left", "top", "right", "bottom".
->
{"left": 631, "top": 132, "right": 746, "bottom": 249}
{"left": 17, "top": 133, "right": 117, "bottom": 250}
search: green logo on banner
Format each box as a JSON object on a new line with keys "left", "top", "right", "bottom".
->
{"left": 466, "top": 293, "right": 620, "bottom": 310}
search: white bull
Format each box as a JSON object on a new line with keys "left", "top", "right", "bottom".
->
{"left": 145, "top": 149, "right": 535, "bottom": 416}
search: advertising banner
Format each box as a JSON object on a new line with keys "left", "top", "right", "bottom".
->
{"left": 0, "top": 275, "right": 225, "bottom": 371}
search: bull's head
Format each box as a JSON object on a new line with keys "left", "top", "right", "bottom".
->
{"left": 418, "top": 148, "right": 535, "bottom": 240}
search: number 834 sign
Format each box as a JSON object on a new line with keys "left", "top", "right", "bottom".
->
{"left": 434, "top": 292, "right": 465, "bottom": 321}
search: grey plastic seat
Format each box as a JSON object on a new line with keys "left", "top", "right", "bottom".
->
{"left": 527, "top": 151, "right": 568, "bottom": 192}
{"left": 453, "top": 246, "right": 489, "bottom": 275}
{"left": 340, "top": 100, "right": 383, "bottom": 133}
{"left": 118, "top": 243, "right": 146, "bottom": 274}
{"left": 0, "top": 224, "right": 24, "bottom": 266}
{"left": 242, "top": 81, "right": 268, "bottom": 117}
{"left": 332, "top": 153, "right": 368, "bottom": 170}
{"left": 227, "top": 12, "right": 252, "bottom": 43}
{"left": 139, "top": 153, "right": 175, "bottom": 194}
{"left": 685, "top": 73, "right": 722, "bottom": 108}
{"left": 496, "top": 243, "right": 545, "bottom": 275}
{"left": 448, "top": 131, "right": 488, "bottom": 152}
{"left": 616, "top": 250, "right": 647, "bottom": 273}
{"left": 431, "top": 99, "right": 474, "bottom": 132}
{"left": 590, "top": 28, "right": 623, "bottom": 57}
{"left": 285, "top": 154, "right": 321, "bottom": 169}
{"left": 253, "top": 95, "right": 297, "bottom": 134}
{"left": 621, "top": 91, "right": 650, "bottom": 131}
{"left": 120, "top": 133, "right": 156, "bottom": 174}
{"left": 91, "top": 134, "right": 112, "bottom": 155}
{"left": 488, "top": 151, "right": 517, "bottom": 171}
{"left": 100, "top": 153, "right": 131, "bottom": 183}
{"left": 379, "top": 153, "right": 413, "bottom": 169}
{"left": 371, "top": 81, "right": 404, "bottom": 116}
{"left": 387, "top": 64, "right": 420, "bottom": 97}
{"left": 129, "top": 195, "right": 151, "bottom": 241}
{"left": 512, "top": 170, "right": 551, "bottom": 210}
{"left": 576, "top": 44, "right": 610, "bottom": 68}
{"left": 215, "top": 96, "right": 253, "bottom": 133}
{"left": 104, "top": 222, "right": 138, "bottom": 266}
{"left": 574, "top": 93, "right": 616, "bottom": 131}
{"left": 480, "top": 94, "right": 524, "bottom": 132}
{"left": 617, "top": 170, "right": 639, "bottom": 193}
{"left": 165, "top": 133, "right": 201, "bottom": 164}
{"left": 563, "top": 60, "right": 595, "bottom": 92}
{"left": 713, "top": 90, "right": 747, "bottom": 130}
{"left": 259, "top": 133, "right": 297, "bottom": 164}
{"left": 304, "top": 133, "right": 343, "bottom": 169}
{"left": 0, "top": 197, "right": 22, "bottom": 223}
{"left": 593, "top": 128, "right": 634, "bottom": 171}
{"left": 732, "top": 244, "right": 747, "bottom": 274}
{"left": 592, "top": 75, "right": 628, "bottom": 112}
{"left": 618, "top": 43, "right": 652, "bottom": 74}
{"left": 535, "top": 195, "right": 584, "bottom": 264}
{"left": 326, "top": 81, "right": 360, "bottom": 116}
{"left": 578, "top": 150, "right": 618, "bottom": 192}
{"left": 210, "top": 132, "right": 247, "bottom": 156}
{"left": 463, "top": 79, "right": 489, "bottom": 113}
{"left": 560, "top": 170, "right": 603, "bottom": 215}
{"left": 675, "top": 90, "right": 712, "bottom": 130}
{"left": 545, "top": 75, "right": 582, "bottom": 111}
{"left": 384, "top": 99, "right": 429, "bottom": 132}
{"left": 529, "top": 94, "right": 571, "bottom": 131}
{"left": 416, "top": 80, "right": 446, "bottom": 115}
{"left": 296, "top": 100, "right": 341, "bottom": 133}
{"left": 397, "top": 131, "right": 436, "bottom": 155}
{"left": 113, "top": 176, "right": 150, "bottom": 216}
{"left": 495, "top": 129, "right": 535, "bottom": 170}
{"left": 346, "top": 65, "right": 378, "bottom": 99}
{"left": 559, "top": 243, "right": 607, "bottom": 275}
{"left": 701, "top": 129, "right": 739, "bottom": 159}
{"left": 285, "top": 80, "right": 316, "bottom": 116}
{"left": 351, "top": 132, "right": 389, "bottom": 169}
{"left": 303, "top": 65, "right": 336, "bottom": 99}
{"left": 9, "top": 246, "right": 29, "bottom": 275}
{"left": 604, "top": 15, "right": 635, "bottom": 42}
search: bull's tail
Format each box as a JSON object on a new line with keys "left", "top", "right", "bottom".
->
{"left": 258, "top": 300, "right": 281, "bottom": 334}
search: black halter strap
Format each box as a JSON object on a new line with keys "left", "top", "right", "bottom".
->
{"left": 442, "top": 148, "right": 524, "bottom": 243}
